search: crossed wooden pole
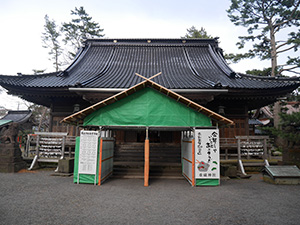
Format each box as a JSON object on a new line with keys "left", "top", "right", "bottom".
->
{"left": 134, "top": 72, "right": 163, "bottom": 187}
{"left": 135, "top": 72, "right": 162, "bottom": 82}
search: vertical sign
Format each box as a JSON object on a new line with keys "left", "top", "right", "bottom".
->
{"left": 194, "top": 129, "right": 219, "bottom": 179}
{"left": 78, "top": 130, "right": 99, "bottom": 175}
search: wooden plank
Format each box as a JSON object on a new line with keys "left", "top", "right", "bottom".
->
{"left": 34, "top": 132, "right": 68, "bottom": 136}
{"left": 144, "top": 139, "right": 150, "bottom": 187}
{"left": 98, "top": 138, "right": 103, "bottom": 186}
{"left": 192, "top": 138, "right": 195, "bottom": 187}
{"left": 236, "top": 136, "right": 269, "bottom": 140}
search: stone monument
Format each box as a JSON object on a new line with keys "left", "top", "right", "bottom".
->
{"left": 0, "top": 123, "right": 26, "bottom": 172}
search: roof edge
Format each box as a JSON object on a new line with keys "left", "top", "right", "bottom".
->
{"left": 62, "top": 76, "right": 234, "bottom": 126}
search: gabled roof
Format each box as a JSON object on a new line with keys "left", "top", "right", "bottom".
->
{"left": 62, "top": 75, "right": 234, "bottom": 126}
{"left": 0, "top": 39, "right": 299, "bottom": 91}
{"left": 1, "top": 110, "right": 32, "bottom": 124}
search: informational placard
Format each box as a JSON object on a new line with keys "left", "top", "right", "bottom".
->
{"left": 194, "top": 129, "right": 219, "bottom": 179}
{"left": 78, "top": 130, "right": 99, "bottom": 175}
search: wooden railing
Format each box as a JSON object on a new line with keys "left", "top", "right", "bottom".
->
{"left": 220, "top": 137, "right": 273, "bottom": 160}
{"left": 25, "top": 133, "right": 76, "bottom": 158}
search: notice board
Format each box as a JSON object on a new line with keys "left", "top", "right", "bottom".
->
{"left": 194, "top": 129, "right": 220, "bottom": 180}
{"left": 78, "top": 130, "right": 100, "bottom": 175}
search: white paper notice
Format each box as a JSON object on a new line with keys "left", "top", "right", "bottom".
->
{"left": 194, "top": 129, "right": 220, "bottom": 179}
{"left": 78, "top": 130, "right": 99, "bottom": 175}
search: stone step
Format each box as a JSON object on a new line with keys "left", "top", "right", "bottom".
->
{"left": 114, "top": 152, "right": 181, "bottom": 156}
{"left": 242, "top": 162, "right": 266, "bottom": 167}
{"left": 114, "top": 158, "right": 181, "bottom": 163}
{"left": 114, "top": 161, "right": 181, "bottom": 167}
{"left": 113, "top": 165, "right": 183, "bottom": 179}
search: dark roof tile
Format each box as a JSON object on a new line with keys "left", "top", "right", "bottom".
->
{"left": 0, "top": 39, "right": 299, "bottom": 90}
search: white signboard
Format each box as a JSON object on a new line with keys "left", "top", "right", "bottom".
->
{"left": 78, "top": 130, "right": 99, "bottom": 175}
{"left": 195, "top": 129, "right": 219, "bottom": 179}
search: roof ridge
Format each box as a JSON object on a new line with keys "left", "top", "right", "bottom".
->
{"left": 86, "top": 38, "right": 218, "bottom": 42}
{"left": 238, "top": 73, "right": 300, "bottom": 82}
{"left": 0, "top": 71, "right": 59, "bottom": 78}
{"left": 182, "top": 47, "right": 215, "bottom": 87}
{"left": 81, "top": 46, "right": 117, "bottom": 87}
{"left": 58, "top": 44, "right": 88, "bottom": 77}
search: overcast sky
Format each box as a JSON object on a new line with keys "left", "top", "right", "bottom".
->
{"left": 0, "top": 0, "right": 272, "bottom": 110}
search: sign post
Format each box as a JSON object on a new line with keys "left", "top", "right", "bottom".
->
{"left": 194, "top": 129, "right": 220, "bottom": 186}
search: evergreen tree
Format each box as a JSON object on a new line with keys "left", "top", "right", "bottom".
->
{"left": 28, "top": 104, "right": 50, "bottom": 132}
{"left": 62, "top": 6, "right": 104, "bottom": 59}
{"left": 41, "top": 15, "right": 63, "bottom": 72}
{"left": 227, "top": 0, "right": 300, "bottom": 77}
{"left": 246, "top": 68, "right": 272, "bottom": 76}
{"left": 182, "top": 26, "right": 213, "bottom": 39}
{"left": 266, "top": 111, "right": 300, "bottom": 147}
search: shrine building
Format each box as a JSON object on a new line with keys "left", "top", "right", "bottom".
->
{"left": 0, "top": 38, "right": 299, "bottom": 183}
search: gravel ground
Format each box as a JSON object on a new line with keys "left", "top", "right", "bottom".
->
{"left": 1, "top": 170, "right": 300, "bottom": 225}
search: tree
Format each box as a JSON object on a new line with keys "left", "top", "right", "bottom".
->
{"left": 0, "top": 106, "right": 7, "bottom": 119}
{"left": 182, "top": 26, "right": 213, "bottom": 39}
{"left": 62, "top": 6, "right": 104, "bottom": 59}
{"left": 42, "top": 15, "right": 63, "bottom": 72}
{"left": 227, "top": 0, "right": 300, "bottom": 77}
{"left": 32, "top": 69, "right": 46, "bottom": 75}
{"left": 28, "top": 104, "right": 50, "bottom": 132}
{"left": 246, "top": 67, "right": 272, "bottom": 76}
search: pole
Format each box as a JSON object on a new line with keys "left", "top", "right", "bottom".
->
{"left": 144, "top": 127, "right": 149, "bottom": 187}
{"left": 98, "top": 129, "right": 103, "bottom": 186}
{"left": 192, "top": 130, "right": 195, "bottom": 187}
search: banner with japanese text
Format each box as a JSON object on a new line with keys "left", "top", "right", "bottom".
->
{"left": 194, "top": 129, "right": 219, "bottom": 179}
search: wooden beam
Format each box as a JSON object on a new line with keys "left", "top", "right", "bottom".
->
{"left": 192, "top": 138, "right": 195, "bottom": 187}
{"left": 144, "top": 139, "right": 150, "bottom": 187}
{"left": 135, "top": 72, "right": 162, "bottom": 81}
{"left": 98, "top": 138, "right": 103, "bottom": 186}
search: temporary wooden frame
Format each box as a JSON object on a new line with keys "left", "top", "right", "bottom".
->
{"left": 61, "top": 72, "right": 234, "bottom": 126}
{"left": 64, "top": 73, "right": 233, "bottom": 187}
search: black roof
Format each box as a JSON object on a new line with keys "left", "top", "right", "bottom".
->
{"left": 1, "top": 110, "right": 32, "bottom": 124}
{"left": 0, "top": 38, "right": 299, "bottom": 90}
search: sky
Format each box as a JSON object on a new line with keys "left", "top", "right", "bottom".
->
{"left": 0, "top": 0, "right": 279, "bottom": 110}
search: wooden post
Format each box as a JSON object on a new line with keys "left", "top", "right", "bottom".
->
{"left": 192, "top": 138, "right": 195, "bottom": 187}
{"left": 263, "top": 138, "right": 270, "bottom": 166}
{"left": 144, "top": 128, "right": 149, "bottom": 187}
{"left": 36, "top": 134, "right": 40, "bottom": 159}
{"left": 61, "top": 136, "right": 66, "bottom": 159}
{"left": 98, "top": 138, "right": 103, "bottom": 186}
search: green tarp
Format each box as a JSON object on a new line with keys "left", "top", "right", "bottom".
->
{"left": 0, "top": 120, "right": 12, "bottom": 127}
{"left": 84, "top": 88, "right": 211, "bottom": 127}
{"left": 196, "top": 179, "right": 219, "bottom": 186}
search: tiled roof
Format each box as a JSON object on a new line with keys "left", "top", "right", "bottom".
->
{"left": 62, "top": 76, "right": 234, "bottom": 126}
{"left": 1, "top": 110, "right": 32, "bottom": 123}
{"left": 0, "top": 38, "right": 299, "bottom": 90}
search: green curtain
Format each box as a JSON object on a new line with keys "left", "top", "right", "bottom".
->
{"left": 84, "top": 88, "right": 211, "bottom": 127}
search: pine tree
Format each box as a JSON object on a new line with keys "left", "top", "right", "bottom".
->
{"left": 227, "top": 0, "right": 300, "bottom": 77}
{"left": 41, "top": 15, "right": 63, "bottom": 72}
{"left": 62, "top": 6, "right": 104, "bottom": 59}
{"left": 182, "top": 26, "right": 213, "bottom": 39}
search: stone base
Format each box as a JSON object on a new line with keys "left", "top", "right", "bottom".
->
{"left": 58, "top": 158, "right": 74, "bottom": 173}
{"left": 220, "top": 164, "right": 237, "bottom": 178}
{"left": 0, "top": 143, "right": 27, "bottom": 173}
{"left": 0, "top": 161, "right": 27, "bottom": 173}
{"left": 263, "top": 175, "right": 300, "bottom": 185}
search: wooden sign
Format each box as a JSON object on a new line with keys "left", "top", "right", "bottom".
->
{"left": 78, "top": 130, "right": 99, "bottom": 175}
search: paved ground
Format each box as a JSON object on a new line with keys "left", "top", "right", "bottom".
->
{"left": 0, "top": 170, "right": 300, "bottom": 225}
